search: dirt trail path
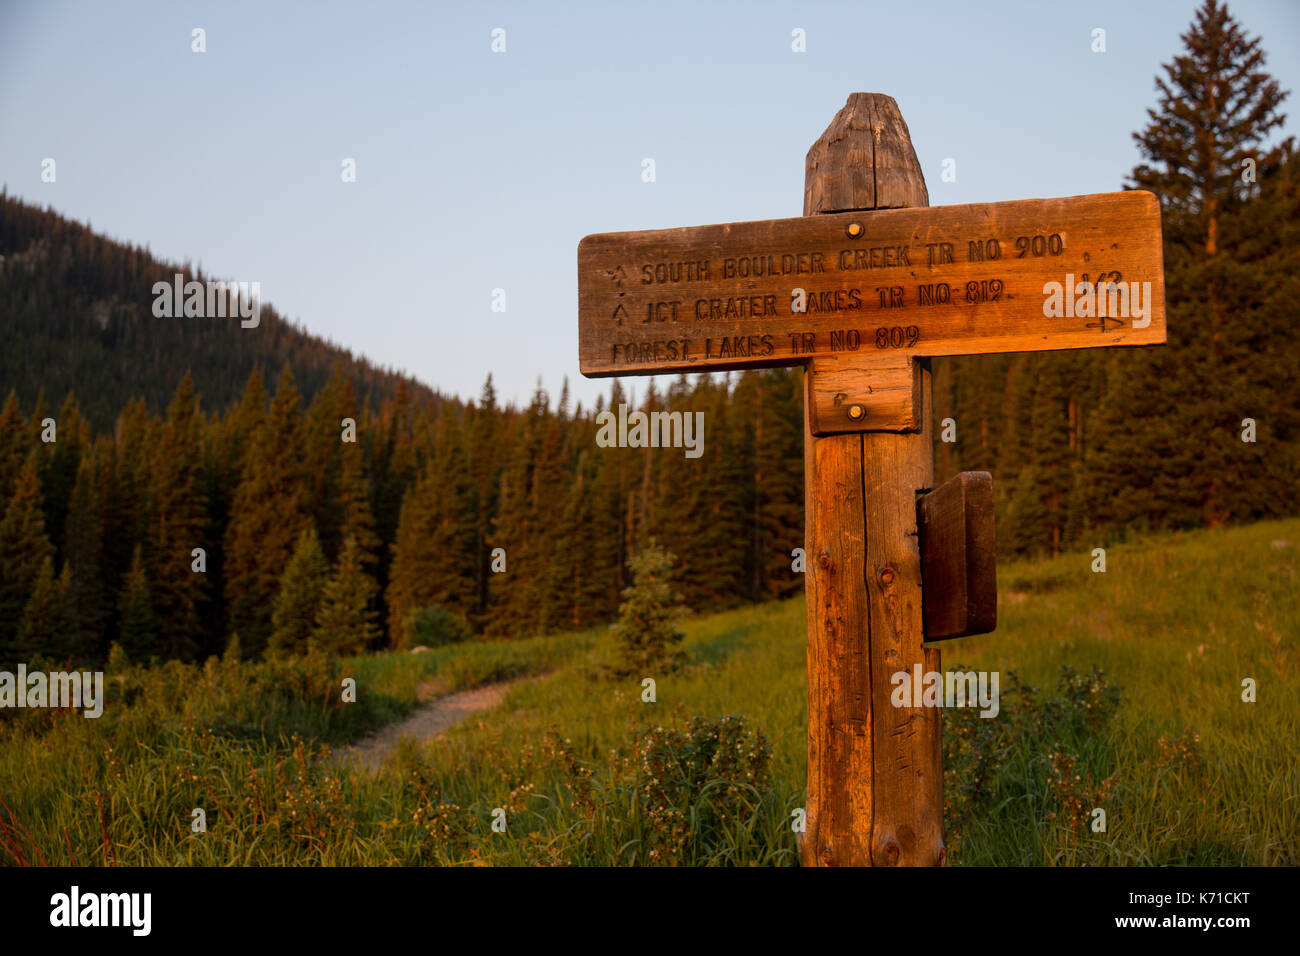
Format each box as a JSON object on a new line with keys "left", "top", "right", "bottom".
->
{"left": 334, "top": 678, "right": 524, "bottom": 773}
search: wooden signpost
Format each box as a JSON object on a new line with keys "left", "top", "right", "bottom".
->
{"left": 576, "top": 93, "right": 1166, "bottom": 866}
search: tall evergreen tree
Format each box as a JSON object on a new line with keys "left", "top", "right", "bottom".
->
{"left": 467, "top": 375, "right": 503, "bottom": 626}
{"left": 0, "top": 455, "right": 54, "bottom": 661}
{"left": 224, "top": 367, "right": 312, "bottom": 656}
{"left": 338, "top": 435, "right": 379, "bottom": 570}
{"left": 529, "top": 409, "right": 574, "bottom": 633}
{"left": 39, "top": 392, "right": 85, "bottom": 561}
{"left": 0, "top": 390, "right": 28, "bottom": 501}
{"left": 110, "top": 398, "right": 156, "bottom": 585}
{"left": 486, "top": 385, "right": 548, "bottom": 637}
{"left": 1130, "top": 0, "right": 1291, "bottom": 253}
{"left": 62, "top": 445, "right": 111, "bottom": 662}
{"left": 371, "top": 381, "right": 418, "bottom": 603}
{"left": 686, "top": 377, "right": 749, "bottom": 611}
{"left": 750, "top": 370, "right": 804, "bottom": 601}
{"left": 117, "top": 544, "right": 160, "bottom": 663}
{"left": 145, "top": 372, "right": 207, "bottom": 659}
{"left": 386, "top": 415, "right": 476, "bottom": 645}
{"left": 304, "top": 363, "right": 350, "bottom": 559}
{"left": 16, "top": 557, "right": 68, "bottom": 661}
{"left": 268, "top": 526, "right": 329, "bottom": 657}
{"left": 313, "top": 534, "right": 381, "bottom": 656}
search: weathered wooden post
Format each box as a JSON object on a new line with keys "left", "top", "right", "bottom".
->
{"left": 800, "top": 93, "right": 942, "bottom": 867}
{"left": 575, "top": 91, "right": 1165, "bottom": 868}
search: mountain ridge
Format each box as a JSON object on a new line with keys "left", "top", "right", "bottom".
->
{"left": 0, "top": 189, "right": 441, "bottom": 431}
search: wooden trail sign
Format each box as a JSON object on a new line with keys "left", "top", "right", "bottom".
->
{"left": 579, "top": 192, "right": 1164, "bottom": 433}
{"left": 575, "top": 92, "right": 1166, "bottom": 866}
{"left": 579, "top": 193, "right": 1164, "bottom": 373}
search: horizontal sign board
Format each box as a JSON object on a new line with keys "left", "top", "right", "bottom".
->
{"left": 578, "top": 191, "right": 1165, "bottom": 377}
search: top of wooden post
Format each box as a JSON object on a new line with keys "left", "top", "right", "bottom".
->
{"left": 804, "top": 93, "right": 929, "bottom": 215}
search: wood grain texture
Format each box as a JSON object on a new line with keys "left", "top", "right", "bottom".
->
{"left": 805, "top": 93, "right": 929, "bottom": 214}
{"left": 919, "top": 471, "right": 997, "bottom": 642}
{"left": 577, "top": 191, "right": 1166, "bottom": 379}
{"left": 801, "top": 376, "right": 874, "bottom": 866}
{"left": 862, "top": 367, "right": 943, "bottom": 866}
{"left": 801, "top": 93, "right": 943, "bottom": 867}
{"left": 806, "top": 352, "right": 921, "bottom": 435}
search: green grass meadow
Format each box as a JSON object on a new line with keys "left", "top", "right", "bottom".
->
{"left": 2, "top": 518, "right": 1296, "bottom": 866}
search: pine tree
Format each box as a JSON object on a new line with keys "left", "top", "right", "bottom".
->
{"left": 583, "top": 389, "right": 630, "bottom": 626}
{"left": 0, "top": 391, "right": 28, "bottom": 502}
{"left": 62, "top": 445, "right": 111, "bottom": 662}
{"left": 686, "top": 377, "right": 749, "bottom": 611}
{"left": 110, "top": 398, "right": 156, "bottom": 587}
{"left": 559, "top": 446, "right": 597, "bottom": 630}
{"left": 338, "top": 437, "right": 379, "bottom": 570}
{"left": 486, "top": 386, "right": 548, "bottom": 637}
{"left": 229, "top": 367, "right": 268, "bottom": 466}
{"left": 312, "top": 535, "right": 380, "bottom": 656}
{"left": 39, "top": 392, "right": 85, "bottom": 560}
{"left": 1130, "top": 0, "right": 1291, "bottom": 253}
{"left": 224, "top": 367, "right": 312, "bottom": 657}
{"left": 385, "top": 414, "right": 476, "bottom": 645}
{"left": 468, "top": 375, "right": 503, "bottom": 626}
{"left": 200, "top": 369, "right": 266, "bottom": 657}
{"left": 371, "top": 381, "right": 418, "bottom": 605}
{"left": 1005, "top": 465, "right": 1048, "bottom": 557}
{"left": 268, "top": 526, "right": 329, "bottom": 657}
{"left": 117, "top": 544, "right": 160, "bottom": 663}
{"left": 1024, "top": 354, "right": 1072, "bottom": 554}
{"left": 529, "top": 409, "right": 574, "bottom": 633}
{"left": 609, "top": 542, "right": 688, "bottom": 677}
{"left": 304, "top": 363, "right": 350, "bottom": 559}
{"left": 145, "top": 372, "right": 207, "bottom": 660}
{"left": 751, "top": 369, "right": 804, "bottom": 601}
{"left": 16, "top": 557, "right": 68, "bottom": 662}
{"left": 0, "top": 455, "right": 54, "bottom": 661}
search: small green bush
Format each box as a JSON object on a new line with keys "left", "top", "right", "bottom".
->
{"left": 942, "top": 665, "right": 1123, "bottom": 863}
{"left": 627, "top": 714, "right": 772, "bottom": 863}
{"left": 405, "top": 605, "right": 472, "bottom": 648}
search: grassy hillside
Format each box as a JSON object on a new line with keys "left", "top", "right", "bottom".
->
{"left": 2, "top": 518, "right": 1295, "bottom": 866}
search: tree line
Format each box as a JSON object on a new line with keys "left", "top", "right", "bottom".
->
{"left": 0, "top": 365, "right": 806, "bottom": 667}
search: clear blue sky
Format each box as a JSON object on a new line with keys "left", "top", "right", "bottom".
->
{"left": 2, "top": 0, "right": 1297, "bottom": 411}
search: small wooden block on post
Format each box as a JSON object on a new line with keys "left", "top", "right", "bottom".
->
{"left": 919, "top": 471, "right": 997, "bottom": 642}
{"left": 806, "top": 352, "right": 922, "bottom": 434}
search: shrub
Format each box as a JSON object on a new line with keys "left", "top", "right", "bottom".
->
{"left": 942, "top": 665, "right": 1123, "bottom": 862}
{"left": 627, "top": 714, "right": 772, "bottom": 863}
{"left": 405, "top": 606, "right": 472, "bottom": 649}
